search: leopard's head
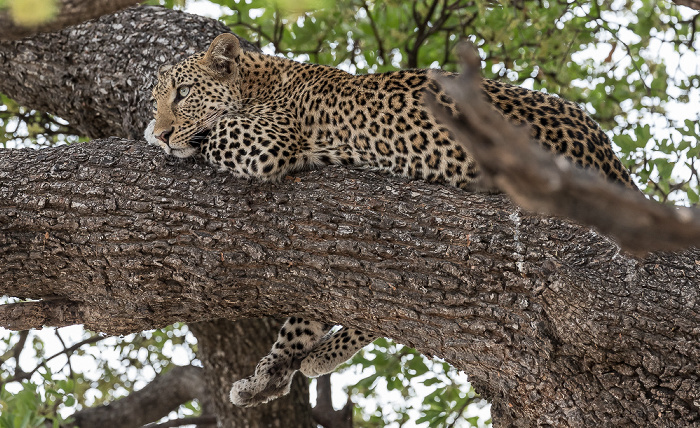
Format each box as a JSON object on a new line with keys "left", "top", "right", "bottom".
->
{"left": 146, "top": 33, "right": 243, "bottom": 157}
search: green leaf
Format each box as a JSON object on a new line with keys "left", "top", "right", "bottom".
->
{"left": 686, "top": 186, "right": 699, "bottom": 205}
{"left": 422, "top": 377, "right": 442, "bottom": 387}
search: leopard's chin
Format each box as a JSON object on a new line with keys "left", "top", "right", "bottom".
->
{"left": 169, "top": 146, "right": 200, "bottom": 158}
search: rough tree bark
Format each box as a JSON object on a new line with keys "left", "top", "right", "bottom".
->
{"left": 0, "top": 5, "right": 259, "bottom": 140}
{"left": 0, "top": 6, "right": 313, "bottom": 428}
{"left": 1, "top": 5, "right": 699, "bottom": 428}
{"left": 0, "top": 0, "right": 140, "bottom": 41}
{"left": 1, "top": 140, "right": 698, "bottom": 427}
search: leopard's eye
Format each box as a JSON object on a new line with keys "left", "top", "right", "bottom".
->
{"left": 151, "top": 99, "right": 157, "bottom": 111}
{"left": 178, "top": 86, "right": 190, "bottom": 98}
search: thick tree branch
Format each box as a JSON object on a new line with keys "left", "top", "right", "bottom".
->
{"left": 0, "top": 0, "right": 140, "bottom": 41}
{"left": 427, "top": 43, "right": 700, "bottom": 255}
{"left": 0, "top": 300, "right": 84, "bottom": 330}
{"left": 0, "top": 6, "right": 259, "bottom": 140}
{"left": 72, "top": 365, "right": 205, "bottom": 428}
{"left": 1, "top": 140, "right": 698, "bottom": 426}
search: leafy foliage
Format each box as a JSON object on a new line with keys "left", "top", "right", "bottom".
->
{"left": 2, "top": 0, "right": 58, "bottom": 26}
{"left": 344, "top": 338, "right": 490, "bottom": 427}
{"left": 0, "top": 381, "right": 73, "bottom": 428}
{"left": 0, "top": 323, "right": 199, "bottom": 428}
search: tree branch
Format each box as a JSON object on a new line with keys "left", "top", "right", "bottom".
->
{"left": 3, "top": 335, "right": 103, "bottom": 384}
{"left": 0, "top": 300, "right": 85, "bottom": 330}
{"left": 1, "top": 139, "right": 698, "bottom": 425}
{"left": 673, "top": 0, "right": 700, "bottom": 10}
{"left": 0, "top": 6, "right": 259, "bottom": 140}
{"left": 427, "top": 43, "right": 700, "bottom": 255}
{"left": 0, "top": 0, "right": 140, "bottom": 41}
{"left": 312, "top": 374, "right": 353, "bottom": 428}
{"left": 71, "top": 365, "right": 206, "bottom": 428}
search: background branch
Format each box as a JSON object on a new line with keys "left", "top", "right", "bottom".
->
{"left": 427, "top": 43, "right": 700, "bottom": 255}
{"left": 71, "top": 365, "right": 206, "bottom": 428}
{"left": 0, "top": 0, "right": 140, "bottom": 41}
{"left": 312, "top": 374, "right": 353, "bottom": 428}
{"left": 673, "top": 0, "right": 700, "bottom": 10}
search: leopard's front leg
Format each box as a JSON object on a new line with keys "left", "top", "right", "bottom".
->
{"left": 202, "top": 113, "right": 355, "bottom": 181}
{"left": 229, "top": 316, "right": 330, "bottom": 407}
{"left": 300, "top": 327, "right": 376, "bottom": 377}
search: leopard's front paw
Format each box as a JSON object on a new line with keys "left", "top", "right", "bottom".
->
{"left": 229, "top": 373, "right": 292, "bottom": 407}
{"left": 229, "top": 355, "right": 300, "bottom": 407}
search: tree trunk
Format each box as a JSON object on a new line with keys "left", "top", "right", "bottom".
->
{"left": 0, "top": 6, "right": 310, "bottom": 427}
{"left": 0, "top": 5, "right": 698, "bottom": 427}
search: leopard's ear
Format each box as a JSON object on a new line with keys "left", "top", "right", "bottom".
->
{"left": 200, "top": 33, "right": 241, "bottom": 79}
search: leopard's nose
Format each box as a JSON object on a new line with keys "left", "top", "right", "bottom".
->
{"left": 156, "top": 128, "right": 173, "bottom": 144}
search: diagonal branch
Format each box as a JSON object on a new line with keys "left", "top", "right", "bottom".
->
{"left": 0, "top": 5, "right": 259, "bottom": 140}
{"left": 2, "top": 334, "right": 104, "bottom": 385}
{"left": 426, "top": 42, "right": 700, "bottom": 255}
{"left": 0, "top": 0, "right": 141, "bottom": 41}
{"left": 72, "top": 365, "right": 207, "bottom": 428}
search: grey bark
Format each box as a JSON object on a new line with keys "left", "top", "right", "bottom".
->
{"left": 0, "top": 4, "right": 698, "bottom": 428}
{"left": 0, "top": 0, "right": 139, "bottom": 41}
{"left": 0, "top": 6, "right": 311, "bottom": 428}
{"left": 1, "top": 140, "right": 698, "bottom": 427}
{"left": 0, "top": 5, "right": 258, "bottom": 141}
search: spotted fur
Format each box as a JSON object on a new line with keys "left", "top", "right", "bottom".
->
{"left": 145, "top": 33, "right": 636, "bottom": 407}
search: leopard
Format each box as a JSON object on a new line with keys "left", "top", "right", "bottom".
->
{"left": 145, "top": 33, "right": 637, "bottom": 407}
